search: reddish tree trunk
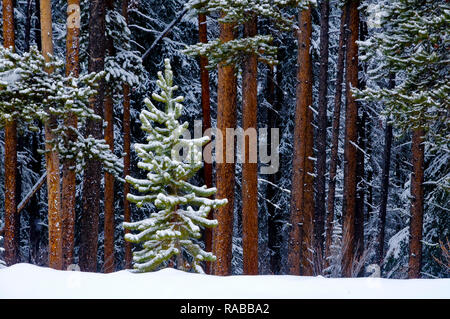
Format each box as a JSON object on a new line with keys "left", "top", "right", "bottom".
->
{"left": 103, "top": 0, "right": 115, "bottom": 274}
{"left": 41, "top": 0, "right": 63, "bottom": 270}
{"left": 408, "top": 128, "right": 424, "bottom": 279}
{"left": 213, "top": 18, "right": 237, "bottom": 276}
{"left": 341, "top": 0, "right": 359, "bottom": 277}
{"left": 2, "top": 0, "right": 18, "bottom": 267}
{"left": 242, "top": 16, "right": 259, "bottom": 275}
{"left": 62, "top": 0, "right": 80, "bottom": 269}
{"left": 80, "top": 0, "right": 106, "bottom": 272}
{"left": 288, "top": 6, "right": 314, "bottom": 276}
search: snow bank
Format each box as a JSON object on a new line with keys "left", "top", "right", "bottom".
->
{"left": 0, "top": 263, "right": 448, "bottom": 299}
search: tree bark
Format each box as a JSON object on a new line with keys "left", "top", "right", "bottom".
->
{"left": 213, "top": 18, "right": 237, "bottom": 276}
{"left": 103, "top": 0, "right": 115, "bottom": 274}
{"left": 62, "top": 0, "right": 80, "bottom": 269}
{"left": 288, "top": 6, "right": 314, "bottom": 276}
{"left": 40, "top": 0, "right": 63, "bottom": 270}
{"left": 266, "top": 52, "right": 283, "bottom": 274}
{"left": 80, "top": 0, "right": 106, "bottom": 272}
{"left": 341, "top": 0, "right": 359, "bottom": 277}
{"left": 324, "top": 4, "right": 349, "bottom": 265}
{"left": 198, "top": 13, "right": 214, "bottom": 274}
{"left": 2, "top": 0, "right": 18, "bottom": 267}
{"left": 354, "top": 19, "right": 368, "bottom": 264}
{"left": 408, "top": 128, "right": 424, "bottom": 279}
{"left": 242, "top": 16, "right": 259, "bottom": 275}
{"left": 122, "top": 0, "right": 132, "bottom": 270}
{"left": 315, "top": 0, "right": 330, "bottom": 264}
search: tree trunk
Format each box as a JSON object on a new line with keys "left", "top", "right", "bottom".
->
{"left": 288, "top": 6, "right": 314, "bottom": 276}
{"left": 213, "top": 18, "right": 237, "bottom": 276}
{"left": 376, "top": 76, "right": 395, "bottom": 266}
{"left": 103, "top": 0, "right": 115, "bottom": 274}
{"left": 122, "top": 0, "right": 132, "bottom": 270}
{"left": 40, "top": 0, "right": 63, "bottom": 270}
{"left": 341, "top": 0, "right": 359, "bottom": 277}
{"left": 354, "top": 19, "right": 368, "bottom": 264}
{"left": 242, "top": 16, "right": 259, "bottom": 275}
{"left": 324, "top": 4, "right": 349, "bottom": 265}
{"left": 2, "top": 0, "right": 18, "bottom": 267}
{"left": 80, "top": 0, "right": 106, "bottom": 272}
{"left": 62, "top": 0, "right": 80, "bottom": 269}
{"left": 315, "top": 0, "right": 330, "bottom": 265}
{"left": 197, "top": 13, "right": 214, "bottom": 274}
{"left": 408, "top": 128, "right": 424, "bottom": 279}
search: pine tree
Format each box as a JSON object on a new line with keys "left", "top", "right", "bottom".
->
{"left": 123, "top": 59, "right": 227, "bottom": 273}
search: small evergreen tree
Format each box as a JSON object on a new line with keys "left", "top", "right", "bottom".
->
{"left": 123, "top": 59, "right": 227, "bottom": 273}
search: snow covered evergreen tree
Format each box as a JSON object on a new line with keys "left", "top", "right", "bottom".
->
{"left": 0, "top": 45, "right": 123, "bottom": 176}
{"left": 123, "top": 59, "right": 227, "bottom": 273}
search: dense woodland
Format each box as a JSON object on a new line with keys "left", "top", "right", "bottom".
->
{"left": 0, "top": 0, "right": 448, "bottom": 279}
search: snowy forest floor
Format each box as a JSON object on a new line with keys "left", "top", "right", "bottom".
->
{"left": 0, "top": 264, "right": 449, "bottom": 299}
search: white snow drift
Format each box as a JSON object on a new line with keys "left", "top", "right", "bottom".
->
{"left": 0, "top": 263, "right": 448, "bottom": 299}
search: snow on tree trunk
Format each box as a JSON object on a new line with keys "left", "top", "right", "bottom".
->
{"left": 40, "top": 0, "right": 63, "bottom": 270}
{"left": 62, "top": 0, "right": 80, "bottom": 269}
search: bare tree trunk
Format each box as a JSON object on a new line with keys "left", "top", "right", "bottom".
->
{"left": 266, "top": 53, "right": 283, "bottom": 274}
{"left": 341, "top": 0, "right": 359, "bottom": 278}
{"left": 242, "top": 16, "right": 259, "bottom": 275}
{"left": 80, "top": 0, "right": 106, "bottom": 272}
{"left": 315, "top": 0, "right": 330, "bottom": 265}
{"left": 213, "top": 17, "right": 237, "bottom": 276}
{"left": 288, "top": 6, "right": 314, "bottom": 276}
{"left": 408, "top": 128, "right": 424, "bottom": 279}
{"left": 62, "top": 0, "right": 80, "bottom": 269}
{"left": 324, "top": 5, "right": 349, "bottom": 265}
{"left": 40, "top": 0, "right": 63, "bottom": 270}
{"left": 122, "top": 0, "right": 132, "bottom": 270}
{"left": 103, "top": 0, "right": 115, "bottom": 274}
{"left": 197, "top": 13, "right": 214, "bottom": 274}
{"left": 2, "top": 0, "right": 19, "bottom": 267}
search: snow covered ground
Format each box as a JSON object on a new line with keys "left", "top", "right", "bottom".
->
{"left": 0, "top": 263, "right": 449, "bottom": 299}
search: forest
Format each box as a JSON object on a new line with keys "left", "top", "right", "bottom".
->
{"left": 0, "top": 0, "right": 448, "bottom": 283}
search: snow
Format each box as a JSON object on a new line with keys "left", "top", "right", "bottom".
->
{"left": 0, "top": 263, "right": 449, "bottom": 299}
